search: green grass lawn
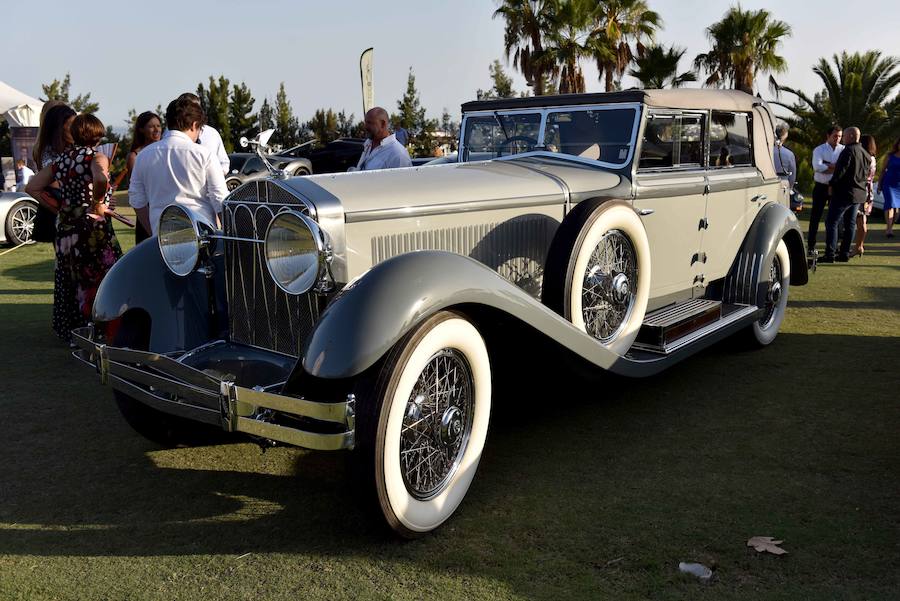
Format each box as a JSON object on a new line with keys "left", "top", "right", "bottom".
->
{"left": 0, "top": 208, "right": 897, "bottom": 600}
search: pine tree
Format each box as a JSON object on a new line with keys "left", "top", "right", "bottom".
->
{"left": 41, "top": 73, "right": 99, "bottom": 113}
{"left": 274, "top": 82, "right": 299, "bottom": 148}
{"left": 257, "top": 98, "right": 275, "bottom": 133}
{"left": 478, "top": 60, "right": 517, "bottom": 100}
{"left": 393, "top": 67, "right": 438, "bottom": 155}
{"left": 307, "top": 109, "right": 339, "bottom": 144}
{"left": 229, "top": 82, "right": 256, "bottom": 151}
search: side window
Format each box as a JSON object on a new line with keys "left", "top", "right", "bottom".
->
{"left": 638, "top": 113, "right": 705, "bottom": 170}
{"left": 710, "top": 112, "right": 752, "bottom": 168}
{"left": 544, "top": 108, "right": 637, "bottom": 164}
{"left": 679, "top": 114, "right": 705, "bottom": 167}
{"left": 639, "top": 113, "right": 676, "bottom": 169}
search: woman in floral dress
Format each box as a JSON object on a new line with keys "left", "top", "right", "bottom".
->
{"left": 27, "top": 114, "right": 122, "bottom": 342}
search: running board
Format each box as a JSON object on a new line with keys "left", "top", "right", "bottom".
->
{"left": 632, "top": 301, "right": 757, "bottom": 354}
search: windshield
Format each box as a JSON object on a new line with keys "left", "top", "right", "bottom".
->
{"left": 461, "top": 113, "right": 542, "bottom": 161}
{"left": 461, "top": 106, "right": 637, "bottom": 166}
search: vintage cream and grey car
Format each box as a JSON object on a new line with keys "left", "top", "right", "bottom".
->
{"left": 72, "top": 89, "right": 810, "bottom": 536}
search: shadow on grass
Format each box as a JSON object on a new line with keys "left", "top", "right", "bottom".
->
{"left": 1, "top": 258, "right": 54, "bottom": 282}
{"left": 1, "top": 325, "right": 896, "bottom": 599}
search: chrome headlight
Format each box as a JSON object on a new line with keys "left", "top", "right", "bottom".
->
{"left": 264, "top": 210, "right": 328, "bottom": 295}
{"left": 158, "top": 205, "right": 201, "bottom": 277}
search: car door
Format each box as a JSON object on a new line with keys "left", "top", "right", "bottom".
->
{"left": 633, "top": 111, "right": 708, "bottom": 304}
{"left": 702, "top": 111, "right": 759, "bottom": 283}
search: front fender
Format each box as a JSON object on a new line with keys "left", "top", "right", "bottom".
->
{"left": 93, "top": 237, "right": 226, "bottom": 352}
{"left": 298, "top": 250, "right": 625, "bottom": 380}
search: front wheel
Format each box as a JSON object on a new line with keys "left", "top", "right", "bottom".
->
{"left": 355, "top": 311, "right": 492, "bottom": 537}
{"left": 745, "top": 239, "right": 791, "bottom": 346}
{"left": 226, "top": 178, "right": 241, "bottom": 191}
{"left": 5, "top": 200, "right": 37, "bottom": 245}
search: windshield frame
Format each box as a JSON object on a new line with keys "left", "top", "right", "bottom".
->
{"left": 459, "top": 102, "right": 642, "bottom": 169}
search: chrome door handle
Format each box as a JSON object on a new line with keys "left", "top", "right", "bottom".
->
{"left": 637, "top": 208, "right": 654, "bottom": 216}
{"left": 751, "top": 194, "right": 767, "bottom": 203}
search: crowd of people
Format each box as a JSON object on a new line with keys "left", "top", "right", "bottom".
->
{"left": 778, "top": 123, "right": 900, "bottom": 262}
{"left": 21, "top": 95, "right": 412, "bottom": 346}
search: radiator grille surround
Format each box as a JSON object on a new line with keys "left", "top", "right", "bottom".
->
{"left": 224, "top": 180, "right": 320, "bottom": 357}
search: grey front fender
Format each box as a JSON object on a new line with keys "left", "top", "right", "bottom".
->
{"left": 299, "top": 251, "right": 627, "bottom": 380}
{"left": 93, "top": 238, "right": 226, "bottom": 352}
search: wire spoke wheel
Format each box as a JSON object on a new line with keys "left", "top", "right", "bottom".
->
{"left": 399, "top": 349, "right": 474, "bottom": 500}
{"left": 581, "top": 229, "right": 637, "bottom": 343}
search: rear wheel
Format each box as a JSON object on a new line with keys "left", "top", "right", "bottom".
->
{"left": 744, "top": 239, "right": 790, "bottom": 346}
{"left": 354, "top": 311, "right": 491, "bottom": 537}
{"left": 4, "top": 201, "right": 37, "bottom": 245}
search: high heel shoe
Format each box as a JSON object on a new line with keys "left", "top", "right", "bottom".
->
{"left": 849, "top": 247, "right": 865, "bottom": 258}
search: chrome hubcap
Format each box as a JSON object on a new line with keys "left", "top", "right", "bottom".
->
{"left": 400, "top": 349, "right": 474, "bottom": 500}
{"left": 760, "top": 255, "right": 783, "bottom": 328}
{"left": 581, "top": 230, "right": 637, "bottom": 343}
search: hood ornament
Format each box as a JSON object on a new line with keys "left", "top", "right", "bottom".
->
{"left": 239, "top": 129, "right": 287, "bottom": 179}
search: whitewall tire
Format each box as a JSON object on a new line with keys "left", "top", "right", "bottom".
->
{"left": 360, "top": 311, "right": 491, "bottom": 537}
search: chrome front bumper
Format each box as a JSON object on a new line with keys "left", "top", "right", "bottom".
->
{"left": 71, "top": 326, "right": 354, "bottom": 451}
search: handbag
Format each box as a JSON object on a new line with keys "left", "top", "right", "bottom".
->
{"left": 31, "top": 188, "right": 62, "bottom": 243}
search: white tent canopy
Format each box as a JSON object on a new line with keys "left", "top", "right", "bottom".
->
{"left": 0, "top": 80, "right": 43, "bottom": 127}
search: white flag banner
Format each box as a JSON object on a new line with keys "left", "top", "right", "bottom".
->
{"left": 360, "top": 47, "right": 374, "bottom": 114}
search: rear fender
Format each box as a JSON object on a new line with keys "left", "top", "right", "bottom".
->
{"left": 92, "top": 237, "right": 227, "bottom": 352}
{"left": 722, "top": 202, "right": 808, "bottom": 307}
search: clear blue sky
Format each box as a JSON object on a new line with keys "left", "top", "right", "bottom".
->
{"left": 4, "top": 0, "right": 899, "bottom": 130}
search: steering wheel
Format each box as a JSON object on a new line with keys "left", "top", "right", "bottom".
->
{"left": 497, "top": 135, "right": 539, "bottom": 156}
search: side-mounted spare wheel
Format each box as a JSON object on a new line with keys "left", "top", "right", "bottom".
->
{"left": 542, "top": 200, "right": 651, "bottom": 355}
{"left": 354, "top": 311, "right": 492, "bottom": 537}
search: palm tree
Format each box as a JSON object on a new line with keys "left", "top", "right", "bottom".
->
{"left": 773, "top": 51, "right": 900, "bottom": 151}
{"left": 587, "top": 0, "right": 663, "bottom": 92}
{"left": 629, "top": 44, "right": 697, "bottom": 89}
{"left": 543, "top": 0, "right": 593, "bottom": 93}
{"left": 493, "top": 0, "right": 558, "bottom": 95}
{"left": 694, "top": 4, "right": 791, "bottom": 94}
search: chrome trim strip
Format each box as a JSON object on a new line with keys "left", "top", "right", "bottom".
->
{"left": 344, "top": 193, "right": 562, "bottom": 223}
{"left": 109, "top": 360, "right": 221, "bottom": 406}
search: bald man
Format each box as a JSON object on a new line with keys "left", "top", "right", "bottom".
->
{"left": 352, "top": 107, "right": 412, "bottom": 171}
{"left": 823, "top": 126, "right": 871, "bottom": 262}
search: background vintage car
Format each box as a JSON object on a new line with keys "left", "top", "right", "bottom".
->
{"left": 0, "top": 191, "right": 38, "bottom": 245}
{"left": 225, "top": 152, "right": 312, "bottom": 191}
{"left": 74, "top": 89, "right": 809, "bottom": 537}
{"left": 279, "top": 138, "right": 365, "bottom": 174}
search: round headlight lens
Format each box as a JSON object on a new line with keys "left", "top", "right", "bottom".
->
{"left": 264, "top": 211, "right": 325, "bottom": 295}
{"left": 158, "top": 205, "right": 200, "bottom": 277}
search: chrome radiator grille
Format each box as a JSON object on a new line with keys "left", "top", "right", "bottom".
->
{"left": 224, "top": 180, "right": 320, "bottom": 357}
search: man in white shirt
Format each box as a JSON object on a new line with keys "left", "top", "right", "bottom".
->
{"left": 808, "top": 124, "right": 844, "bottom": 252}
{"left": 129, "top": 95, "right": 228, "bottom": 236}
{"left": 178, "top": 93, "right": 230, "bottom": 175}
{"left": 352, "top": 107, "right": 412, "bottom": 171}
{"left": 15, "top": 159, "right": 34, "bottom": 192}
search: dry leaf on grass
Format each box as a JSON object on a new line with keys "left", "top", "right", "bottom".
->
{"left": 747, "top": 536, "right": 788, "bottom": 555}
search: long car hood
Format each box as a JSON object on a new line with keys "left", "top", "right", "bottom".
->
{"left": 280, "top": 157, "right": 623, "bottom": 219}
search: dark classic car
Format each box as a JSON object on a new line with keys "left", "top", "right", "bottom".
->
{"left": 280, "top": 138, "right": 365, "bottom": 174}
{"left": 72, "top": 89, "right": 811, "bottom": 537}
{"left": 225, "top": 152, "right": 312, "bottom": 191}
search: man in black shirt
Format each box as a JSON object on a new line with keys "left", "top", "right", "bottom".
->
{"left": 823, "top": 127, "right": 870, "bottom": 262}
